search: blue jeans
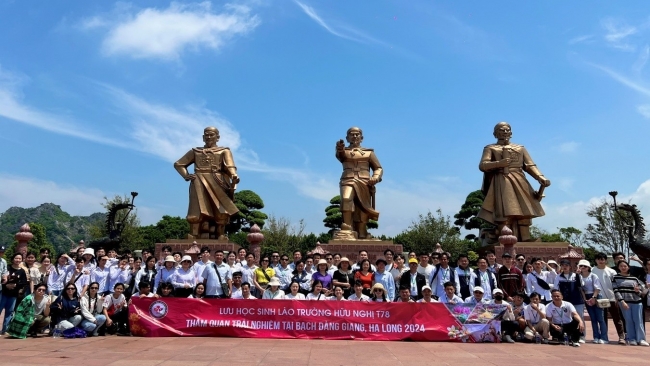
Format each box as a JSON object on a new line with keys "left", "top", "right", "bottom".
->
{"left": 574, "top": 304, "right": 585, "bottom": 338}
{"left": 81, "top": 315, "right": 107, "bottom": 335}
{"left": 585, "top": 294, "right": 608, "bottom": 341}
{"left": 50, "top": 289, "right": 62, "bottom": 297}
{"left": 0, "top": 295, "right": 18, "bottom": 334}
{"left": 621, "top": 302, "right": 646, "bottom": 342}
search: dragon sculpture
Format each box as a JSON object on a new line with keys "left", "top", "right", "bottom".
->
{"left": 88, "top": 192, "right": 138, "bottom": 252}
{"left": 614, "top": 203, "right": 650, "bottom": 260}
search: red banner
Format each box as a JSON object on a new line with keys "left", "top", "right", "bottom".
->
{"left": 128, "top": 298, "right": 500, "bottom": 342}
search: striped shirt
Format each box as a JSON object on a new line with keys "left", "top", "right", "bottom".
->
{"left": 497, "top": 266, "right": 525, "bottom": 299}
{"left": 612, "top": 273, "right": 646, "bottom": 304}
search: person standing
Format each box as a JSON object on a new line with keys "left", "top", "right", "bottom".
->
{"left": 592, "top": 252, "right": 625, "bottom": 344}
{"left": 526, "top": 257, "right": 553, "bottom": 304}
{"left": 456, "top": 254, "right": 473, "bottom": 300}
{"left": 202, "top": 250, "right": 232, "bottom": 298}
{"left": 400, "top": 258, "right": 427, "bottom": 300}
{"left": 578, "top": 259, "right": 606, "bottom": 344}
{"left": 1, "top": 253, "right": 28, "bottom": 335}
{"left": 192, "top": 247, "right": 213, "bottom": 283}
{"left": 497, "top": 253, "right": 525, "bottom": 303}
{"left": 613, "top": 260, "right": 649, "bottom": 346}
{"left": 430, "top": 253, "right": 459, "bottom": 300}
{"left": 554, "top": 259, "right": 586, "bottom": 343}
{"left": 473, "top": 257, "right": 497, "bottom": 301}
{"left": 372, "top": 259, "right": 395, "bottom": 301}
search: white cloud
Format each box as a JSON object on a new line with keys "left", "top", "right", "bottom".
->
{"left": 537, "top": 179, "right": 650, "bottom": 234}
{"left": 590, "top": 63, "right": 650, "bottom": 98}
{"left": 638, "top": 105, "right": 650, "bottom": 119}
{"left": 293, "top": 0, "right": 387, "bottom": 46}
{"left": 0, "top": 66, "right": 128, "bottom": 148}
{"left": 83, "top": 2, "right": 260, "bottom": 60}
{"left": 633, "top": 45, "right": 650, "bottom": 73}
{"left": 555, "top": 141, "right": 580, "bottom": 153}
{"left": 568, "top": 34, "right": 594, "bottom": 45}
{"left": 602, "top": 18, "right": 637, "bottom": 52}
{"left": 0, "top": 173, "right": 162, "bottom": 225}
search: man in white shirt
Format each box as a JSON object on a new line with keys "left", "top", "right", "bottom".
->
{"left": 396, "top": 286, "right": 414, "bottom": 303}
{"left": 289, "top": 250, "right": 302, "bottom": 271}
{"left": 417, "top": 285, "right": 438, "bottom": 303}
{"left": 202, "top": 250, "right": 232, "bottom": 298}
{"left": 275, "top": 255, "right": 294, "bottom": 292}
{"left": 429, "top": 253, "right": 460, "bottom": 300}
{"left": 473, "top": 257, "right": 496, "bottom": 301}
{"left": 352, "top": 250, "right": 376, "bottom": 272}
{"left": 348, "top": 280, "right": 370, "bottom": 301}
{"left": 546, "top": 289, "right": 585, "bottom": 346}
{"left": 230, "top": 271, "right": 243, "bottom": 299}
{"left": 523, "top": 292, "right": 549, "bottom": 343}
{"left": 439, "top": 282, "right": 463, "bottom": 304}
{"left": 465, "top": 286, "right": 490, "bottom": 305}
{"left": 193, "top": 247, "right": 213, "bottom": 283}
{"left": 304, "top": 256, "right": 316, "bottom": 275}
{"left": 591, "top": 252, "right": 624, "bottom": 344}
{"left": 417, "top": 253, "right": 434, "bottom": 278}
{"left": 234, "top": 282, "right": 256, "bottom": 300}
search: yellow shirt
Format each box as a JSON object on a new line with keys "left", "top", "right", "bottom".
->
{"left": 254, "top": 267, "right": 275, "bottom": 285}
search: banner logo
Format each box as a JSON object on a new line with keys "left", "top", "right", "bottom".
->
{"left": 149, "top": 300, "right": 169, "bottom": 319}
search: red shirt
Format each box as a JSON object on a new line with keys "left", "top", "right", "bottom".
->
{"left": 354, "top": 271, "right": 373, "bottom": 289}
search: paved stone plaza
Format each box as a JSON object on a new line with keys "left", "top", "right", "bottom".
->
{"left": 0, "top": 322, "right": 648, "bottom": 366}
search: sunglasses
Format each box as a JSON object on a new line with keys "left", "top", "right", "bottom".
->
{"left": 90, "top": 287, "right": 99, "bottom": 290}
{"left": 272, "top": 255, "right": 279, "bottom": 258}
{"left": 262, "top": 259, "right": 269, "bottom": 262}
{"left": 281, "top": 258, "right": 289, "bottom": 261}
{"left": 36, "top": 288, "right": 46, "bottom": 292}
{"left": 517, "top": 258, "right": 525, "bottom": 261}
{"left": 326, "top": 257, "right": 333, "bottom": 260}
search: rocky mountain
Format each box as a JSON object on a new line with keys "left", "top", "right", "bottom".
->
{"left": 0, "top": 203, "right": 104, "bottom": 254}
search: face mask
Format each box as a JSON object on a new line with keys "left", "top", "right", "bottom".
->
{"left": 494, "top": 295, "right": 504, "bottom": 301}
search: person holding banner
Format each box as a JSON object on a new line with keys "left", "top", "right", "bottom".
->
{"left": 262, "top": 278, "right": 285, "bottom": 300}
{"left": 285, "top": 281, "right": 306, "bottom": 300}
{"left": 348, "top": 280, "right": 370, "bottom": 301}
{"left": 328, "top": 286, "right": 347, "bottom": 301}
{"left": 307, "top": 280, "right": 329, "bottom": 300}
{"left": 171, "top": 256, "right": 196, "bottom": 298}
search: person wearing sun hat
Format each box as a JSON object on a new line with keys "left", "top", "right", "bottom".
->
{"left": 372, "top": 258, "right": 395, "bottom": 301}
{"left": 369, "top": 283, "right": 389, "bottom": 302}
{"left": 155, "top": 255, "right": 178, "bottom": 295}
{"left": 171, "top": 255, "right": 196, "bottom": 298}
{"left": 399, "top": 258, "right": 427, "bottom": 300}
{"left": 577, "top": 258, "right": 607, "bottom": 344}
{"left": 262, "top": 277, "right": 285, "bottom": 299}
{"left": 332, "top": 257, "right": 354, "bottom": 298}
{"left": 81, "top": 248, "right": 97, "bottom": 271}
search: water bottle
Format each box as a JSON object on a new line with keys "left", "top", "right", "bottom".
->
{"left": 563, "top": 332, "right": 569, "bottom": 346}
{"left": 52, "top": 326, "right": 63, "bottom": 339}
{"left": 535, "top": 333, "right": 541, "bottom": 344}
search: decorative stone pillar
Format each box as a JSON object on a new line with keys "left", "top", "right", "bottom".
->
{"left": 246, "top": 224, "right": 264, "bottom": 265}
{"left": 433, "top": 243, "right": 444, "bottom": 254}
{"left": 499, "top": 226, "right": 517, "bottom": 257}
{"left": 15, "top": 223, "right": 33, "bottom": 258}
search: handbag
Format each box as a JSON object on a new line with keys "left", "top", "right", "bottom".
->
{"left": 213, "top": 263, "right": 230, "bottom": 297}
{"left": 596, "top": 299, "right": 611, "bottom": 309}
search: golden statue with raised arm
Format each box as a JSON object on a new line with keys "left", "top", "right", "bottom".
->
{"left": 174, "top": 127, "right": 240, "bottom": 240}
{"left": 478, "top": 122, "right": 551, "bottom": 242}
{"left": 335, "top": 127, "right": 383, "bottom": 240}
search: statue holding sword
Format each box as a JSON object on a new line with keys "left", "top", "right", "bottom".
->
{"left": 478, "top": 122, "right": 550, "bottom": 242}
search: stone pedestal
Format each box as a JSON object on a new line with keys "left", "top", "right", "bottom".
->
{"left": 485, "top": 242, "right": 583, "bottom": 265}
{"left": 14, "top": 223, "right": 33, "bottom": 258}
{"left": 323, "top": 239, "right": 402, "bottom": 263}
{"left": 156, "top": 239, "right": 240, "bottom": 263}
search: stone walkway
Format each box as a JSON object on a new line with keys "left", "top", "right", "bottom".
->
{"left": 0, "top": 323, "right": 648, "bottom": 366}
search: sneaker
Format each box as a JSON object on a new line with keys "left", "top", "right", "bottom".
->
{"left": 629, "top": 341, "right": 638, "bottom": 346}
{"left": 503, "top": 335, "right": 515, "bottom": 343}
{"left": 578, "top": 338, "right": 586, "bottom": 344}
{"left": 592, "top": 338, "right": 600, "bottom": 344}
{"left": 618, "top": 337, "right": 627, "bottom": 345}
{"left": 598, "top": 339, "right": 607, "bottom": 344}
{"left": 542, "top": 338, "right": 549, "bottom": 344}
{"left": 571, "top": 342, "right": 580, "bottom": 347}
{"left": 639, "top": 341, "right": 649, "bottom": 347}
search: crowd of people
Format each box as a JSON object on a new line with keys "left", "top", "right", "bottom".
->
{"left": 0, "top": 244, "right": 648, "bottom": 346}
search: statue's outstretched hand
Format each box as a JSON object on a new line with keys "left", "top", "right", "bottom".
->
{"left": 336, "top": 139, "right": 345, "bottom": 151}
{"left": 231, "top": 175, "right": 240, "bottom": 185}
{"left": 185, "top": 174, "right": 196, "bottom": 181}
{"left": 538, "top": 177, "right": 551, "bottom": 187}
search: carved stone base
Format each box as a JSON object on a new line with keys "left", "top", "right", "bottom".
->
{"left": 332, "top": 230, "right": 358, "bottom": 241}
{"left": 480, "top": 241, "right": 583, "bottom": 265}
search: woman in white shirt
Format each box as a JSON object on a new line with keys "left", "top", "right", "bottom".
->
{"left": 134, "top": 256, "right": 157, "bottom": 295}
{"left": 578, "top": 259, "right": 606, "bottom": 344}
{"left": 369, "top": 283, "right": 389, "bottom": 302}
{"left": 103, "top": 283, "right": 128, "bottom": 335}
{"left": 262, "top": 278, "right": 285, "bottom": 299}
{"left": 171, "top": 256, "right": 196, "bottom": 298}
{"left": 284, "top": 281, "right": 306, "bottom": 300}
{"left": 188, "top": 283, "right": 205, "bottom": 299}
{"left": 154, "top": 256, "right": 177, "bottom": 295}
{"left": 47, "top": 254, "right": 75, "bottom": 296}
{"left": 327, "top": 286, "right": 347, "bottom": 301}
{"left": 80, "top": 281, "right": 106, "bottom": 336}
{"left": 306, "top": 280, "right": 328, "bottom": 300}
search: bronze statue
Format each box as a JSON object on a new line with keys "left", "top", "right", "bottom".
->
{"left": 335, "top": 127, "right": 383, "bottom": 240}
{"left": 478, "top": 122, "right": 550, "bottom": 242}
{"left": 174, "top": 127, "right": 239, "bottom": 240}
{"left": 611, "top": 199, "right": 650, "bottom": 260}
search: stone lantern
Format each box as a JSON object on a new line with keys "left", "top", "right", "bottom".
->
{"left": 246, "top": 224, "right": 264, "bottom": 265}
{"left": 15, "top": 223, "right": 33, "bottom": 257}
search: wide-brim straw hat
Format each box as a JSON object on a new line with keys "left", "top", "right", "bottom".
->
{"left": 164, "top": 255, "right": 175, "bottom": 263}
{"left": 371, "top": 283, "right": 386, "bottom": 294}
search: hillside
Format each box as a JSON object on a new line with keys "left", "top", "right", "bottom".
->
{"left": 0, "top": 203, "right": 104, "bottom": 254}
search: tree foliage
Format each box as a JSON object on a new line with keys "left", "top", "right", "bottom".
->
{"left": 323, "top": 195, "right": 377, "bottom": 232}
{"left": 227, "top": 190, "right": 268, "bottom": 234}
{"left": 138, "top": 216, "right": 189, "bottom": 250}
{"left": 453, "top": 190, "right": 493, "bottom": 240}
{"left": 88, "top": 194, "right": 143, "bottom": 252}
{"left": 584, "top": 199, "right": 631, "bottom": 255}
{"left": 394, "top": 209, "right": 479, "bottom": 260}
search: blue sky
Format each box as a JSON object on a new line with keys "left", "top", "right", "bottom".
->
{"left": 1, "top": 1, "right": 650, "bottom": 238}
